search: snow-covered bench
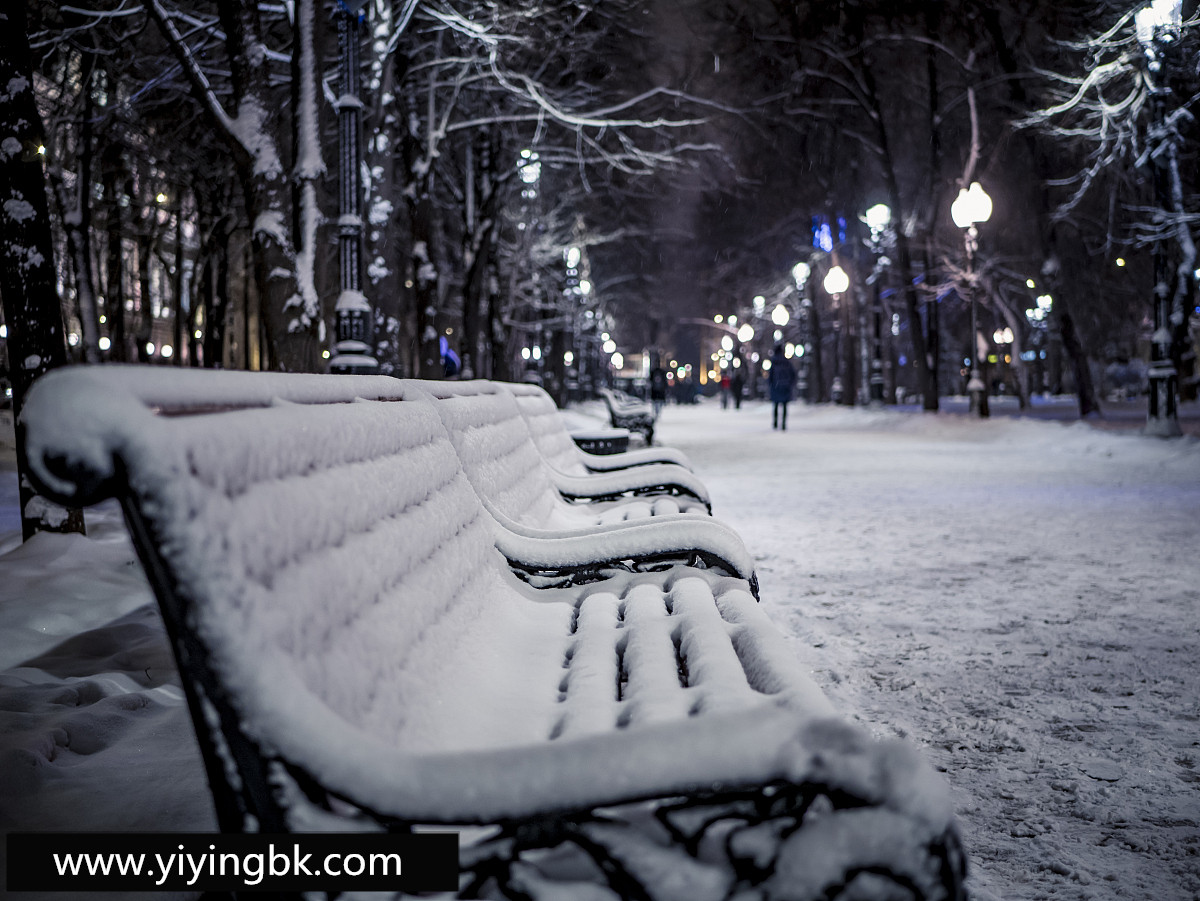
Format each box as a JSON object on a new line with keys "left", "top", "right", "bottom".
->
{"left": 409, "top": 380, "right": 709, "bottom": 526}
{"left": 506, "top": 381, "right": 693, "bottom": 472}
{"left": 600, "top": 387, "right": 657, "bottom": 444}
{"left": 22, "top": 365, "right": 966, "bottom": 901}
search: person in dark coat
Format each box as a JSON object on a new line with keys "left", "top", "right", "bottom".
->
{"left": 768, "top": 344, "right": 797, "bottom": 430}
{"left": 730, "top": 361, "right": 745, "bottom": 409}
{"left": 649, "top": 365, "right": 668, "bottom": 417}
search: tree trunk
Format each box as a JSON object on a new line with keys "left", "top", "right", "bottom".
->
{"left": 860, "top": 43, "right": 938, "bottom": 410}
{"left": 808, "top": 295, "right": 826, "bottom": 403}
{"left": 135, "top": 233, "right": 154, "bottom": 362}
{"left": 101, "top": 142, "right": 129, "bottom": 361}
{"left": 51, "top": 70, "right": 102, "bottom": 364}
{"left": 147, "top": 0, "right": 318, "bottom": 372}
{"left": 216, "top": 0, "right": 312, "bottom": 371}
{"left": 364, "top": 12, "right": 406, "bottom": 375}
{"left": 0, "top": 2, "right": 85, "bottom": 540}
{"left": 980, "top": 7, "right": 1101, "bottom": 419}
{"left": 411, "top": 192, "right": 443, "bottom": 378}
{"left": 463, "top": 137, "right": 501, "bottom": 381}
{"left": 289, "top": 0, "right": 324, "bottom": 370}
{"left": 201, "top": 212, "right": 232, "bottom": 369}
{"left": 172, "top": 194, "right": 185, "bottom": 365}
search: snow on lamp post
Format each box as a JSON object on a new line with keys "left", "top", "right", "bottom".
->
{"left": 823, "top": 265, "right": 849, "bottom": 403}
{"left": 951, "top": 182, "right": 993, "bottom": 417}
{"left": 328, "top": 0, "right": 379, "bottom": 374}
{"left": 1136, "top": 0, "right": 1184, "bottom": 437}
{"left": 863, "top": 203, "right": 892, "bottom": 405}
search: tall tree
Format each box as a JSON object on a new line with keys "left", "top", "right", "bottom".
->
{"left": 0, "top": 2, "right": 85, "bottom": 540}
{"left": 1019, "top": 3, "right": 1198, "bottom": 425}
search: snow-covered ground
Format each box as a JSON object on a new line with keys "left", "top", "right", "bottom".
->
{"left": 1, "top": 398, "right": 1198, "bottom": 900}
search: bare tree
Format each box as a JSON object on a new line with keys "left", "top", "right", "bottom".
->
{"left": 0, "top": 2, "right": 85, "bottom": 540}
{"left": 1020, "top": 5, "right": 1199, "bottom": 428}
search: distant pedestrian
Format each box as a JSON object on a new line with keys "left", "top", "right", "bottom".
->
{"left": 768, "top": 345, "right": 797, "bottom": 430}
{"left": 731, "top": 365, "right": 745, "bottom": 410}
{"left": 649, "top": 365, "right": 668, "bottom": 417}
{"left": 720, "top": 373, "right": 731, "bottom": 409}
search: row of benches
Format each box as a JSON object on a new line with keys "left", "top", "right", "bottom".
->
{"left": 22, "top": 365, "right": 966, "bottom": 900}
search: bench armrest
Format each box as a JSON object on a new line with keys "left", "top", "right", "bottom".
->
{"left": 551, "top": 463, "right": 709, "bottom": 507}
{"left": 488, "top": 505, "right": 758, "bottom": 595}
{"left": 578, "top": 444, "right": 694, "bottom": 472}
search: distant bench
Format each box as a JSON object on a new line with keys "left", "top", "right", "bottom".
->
{"left": 23, "top": 365, "right": 966, "bottom": 901}
{"left": 599, "top": 387, "right": 656, "bottom": 445}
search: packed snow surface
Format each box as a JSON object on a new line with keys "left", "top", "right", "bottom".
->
{"left": 1, "top": 397, "right": 1198, "bottom": 900}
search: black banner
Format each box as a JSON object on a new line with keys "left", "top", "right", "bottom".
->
{"left": 6, "top": 832, "right": 459, "bottom": 893}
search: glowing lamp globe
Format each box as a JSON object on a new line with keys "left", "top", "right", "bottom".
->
{"left": 951, "top": 182, "right": 993, "bottom": 229}
{"left": 823, "top": 265, "right": 849, "bottom": 296}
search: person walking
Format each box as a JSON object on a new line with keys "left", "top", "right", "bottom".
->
{"left": 768, "top": 344, "right": 797, "bottom": 430}
{"left": 649, "top": 364, "right": 668, "bottom": 418}
{"left": 730, "top": 363, "right": 745, "bottom": 410}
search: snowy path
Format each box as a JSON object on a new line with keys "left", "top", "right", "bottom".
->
{"left": 650, "top": 399, "right": 1200, "bottom": 901}
{"left": 1, "top": 399, "right": 1198, "bottom": 899}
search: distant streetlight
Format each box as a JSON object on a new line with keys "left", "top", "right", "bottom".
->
{"left": 1136, "top": 0, "right": 1184, "bottom": 437}
{"left": 792, "top": 261, "right": 814, "bottom": 403}
{"left": 822, "top": 265, "right": 849, "bottom": 296}
{"left": 863, "top": 203, "right": 892, "bottom": 405}
{"left": 951, "top": 181, "right": 993, "bottom": 417}
{"left": 823, "top": 265, "right": 849, "bottom": 402}
{"left": 771, "top": 304, "right": 790, "bottom": 327}
{"left": 736, "top": 323, "right": 755, "bottom": 343}
{"left": 864, "top": 203, "right": 892, "bottom": 234}
{"left": 328, "top": 0, "right": 378, "bottom": 374}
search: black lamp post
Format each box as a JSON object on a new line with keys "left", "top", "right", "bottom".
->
{"left": 328, "top": 0, "right": 378, "bottom": 374}
{"left": 1136, "top": 0, "right": 1183, "bottom": 437}
{"left": 790, "top": 262, "right": 812, "bottom": 403}
{"left": 863, "top": 203, "right": 892, "bottom": 405}
{"left": 951, "top": 181, "right": 993, "bottom": 418}
{"left": 823, "top": 264, "right": 849, "bottom": 404}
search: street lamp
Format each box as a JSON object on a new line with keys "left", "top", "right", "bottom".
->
{"left": 823, "top": 265, "right": 849, "bottom": 402}
{"left": 1136, "top": 0, "right": 1184, "bottom": 437}
{"left": 792, "top": 261, "right": 815, "bottom": 402}
{"left": 951, "top": 181, "right": 993, "bottom": 417}
{"left": 328, "top": 0, "right": 379, "bottom": 374}
{"left": 863, "top": 203, "right": 892, "bottom": 405}
{"left": 823, "top": 264, "right": 849, "bottom": 296}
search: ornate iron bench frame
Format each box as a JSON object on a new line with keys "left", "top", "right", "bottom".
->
{"left": 22, "top": 366, "right": 966, "bottom": 901}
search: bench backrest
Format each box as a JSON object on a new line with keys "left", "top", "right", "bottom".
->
{"left": 20, "top": 366, "right": 573, "bottom": 829}
{"left": 503, "top": 382, "right": 591, "bottom": 476}
{"left": 404, "top": 379, "right": 584, "bottom": 528}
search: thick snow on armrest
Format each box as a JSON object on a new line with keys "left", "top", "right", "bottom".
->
{"left": 553, "top": 462, "right": 709, "bottom": 504}
{"left": 487, "top": 503, "right": 755, "bottom": 579}
{"left": 579, "top": 443, "right": 694, "bottom": 472}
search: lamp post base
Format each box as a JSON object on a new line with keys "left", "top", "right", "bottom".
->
{"left": 967, "top": 370, "right": 989, "bottom": 418}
